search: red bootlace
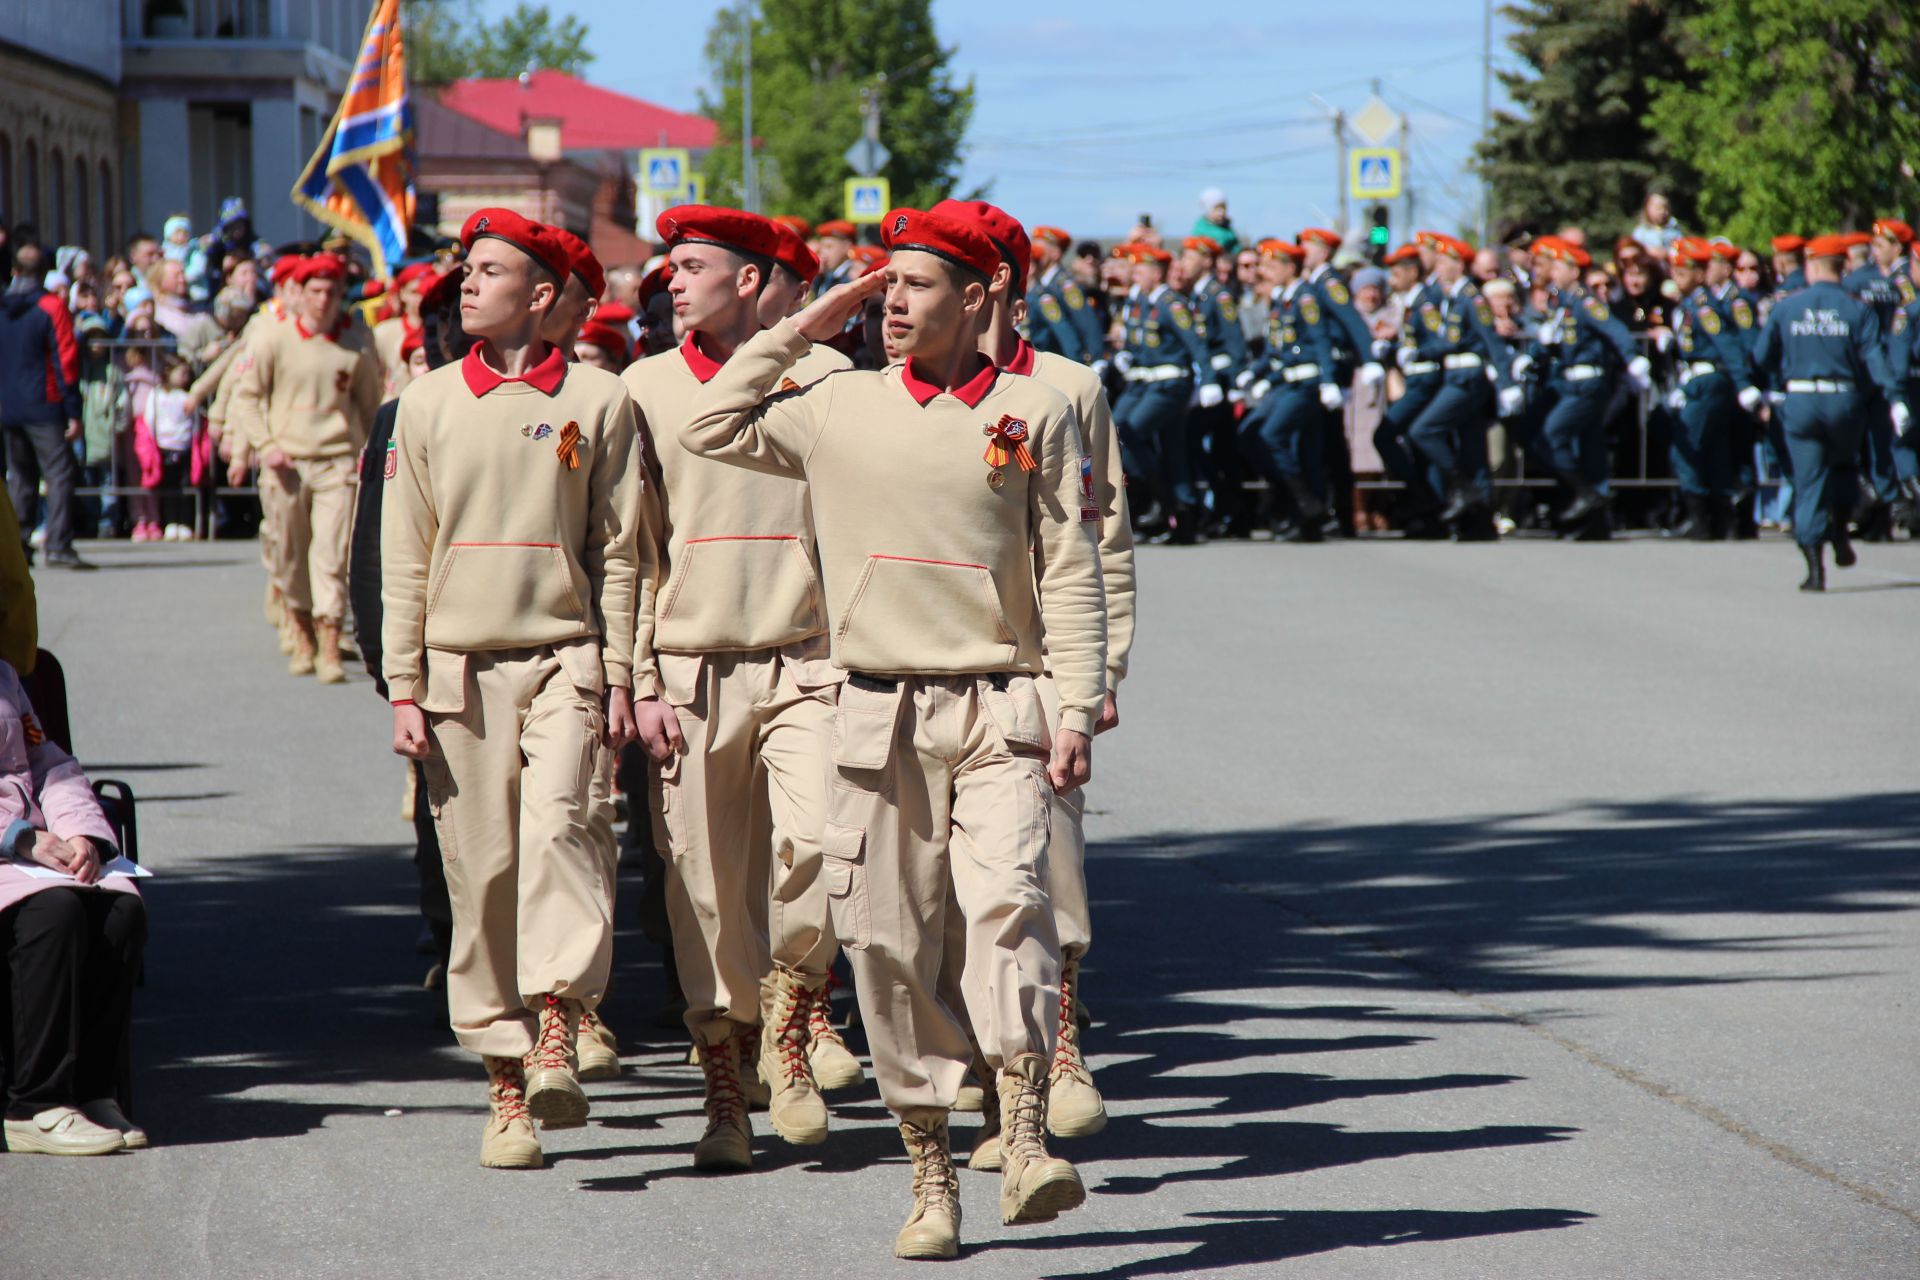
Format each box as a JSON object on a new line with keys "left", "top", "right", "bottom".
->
{"left": 1052, "top": 979, "right": 1088, "bottom": 1078}
{"left": 531, "top": 994, "right": 573, "bottom": 1071}
{"left": 489, "top": 1064, "right": 531, "bottom": 1122}
{"left": 776, "top": 987, "right": 811, "bottom": 1083}
{"left": 701, "top": 1044, "right": 745, "bottom": 1124}
{"left": 809, "top": 983, "right": 849, "bottom": 1048}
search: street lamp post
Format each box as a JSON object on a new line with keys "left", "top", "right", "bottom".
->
{"left": 741, "top": 0, "right": 757, "bottom": 212}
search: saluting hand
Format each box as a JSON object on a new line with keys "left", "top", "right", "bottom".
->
{"left": 633, "top": 697, "right": 686, "bottom": 764}
{"left": 790, "top": 272, "right": 888, "bottom": 344}
{"left": 1048, "top": 728, "right": 1092, "bottom": 793}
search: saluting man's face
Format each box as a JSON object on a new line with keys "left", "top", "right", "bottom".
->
{"left": 881, "top": 249, "right": 985, "bottom": 358}
{"left": 668, "top": 242, "right": 758, "bottom": 335}
{"left": 460, "top": 238, "right": 557, "bottom": 340}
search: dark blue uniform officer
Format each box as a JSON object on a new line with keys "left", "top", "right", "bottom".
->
{"left": 1299, "top": 229, "right": 1388, "bottom": 536}
{"left": 1180, "top": 237, "right": 1251, "bottom": 535}
{"left": 1026, "top": 225, "right": 1107, "bottom": 364}
{"left": 1373, "top": 241, "right": 1450, "bottom": 532}
{"left": 1840, "top": 221, "right": 1917, "bottom": 530}
{"left": 1751, "top": 234, "right": 1905, "bottom": 590}
{"left": 1111, "top": 242, "right": 1212, "bottom": 542}
{"left": 1662, "top": 239, "right": 1762, "bottom": 538}
{"left": 1236, "top": 239, "right": 1341, "bottom": 541}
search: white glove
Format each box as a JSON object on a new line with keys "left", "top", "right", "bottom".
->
{"left": 1227, "top": 389, "right": 1245, "bottom": 405}
{"left": 1396, "top": 346, "right": 1415, "bottom": 372}
{"left": 1894, "top": 402, "right": 1913, "bottom": 433}
{"left": 1233, "top": 367, "right": 1255, "bottom": 390}
{"left": 1198, "top": 382, "right": 1225, "bottom": 408}
{"left": 1496, "top": 385, "right": 1525, "bottom": 418}
{"left": 1737, "top": 385, "right": 1763, "bottom": 413}
{"left": 1665, "top": 388, "right": 1687, "bottom": 411}
{"left": 1537, "top": 320, "right": 1560, "bottom": 346}
{"left": 1371, "top": 339, "right": 1393, "bottom": 361}
{"left": 1250, "top": 379, "right": 1272, "bottom": 403}
{"left": 1112, "top": 350, "right": 1133, "bottom": 375}
{"left": 1653, "top": 329, "right": 1673, "bottom": 353}
{"left": 1627, "top": 355, "right": 1652, "bottom": 391}
{"left": 1767, "top": 390, "right": 1786, "bottom": 405}
{"left": 1358, "top": 361, "right": 1386, "bottom": 388}
{"left": 1090, "top": 359, "right": 1110, "bottom": 380}
{"left": 1319, "top": 382, "right": 1346, "bottom": 411}
{"left": 1512, "top": 354, "right": 1533, "bottom": 380}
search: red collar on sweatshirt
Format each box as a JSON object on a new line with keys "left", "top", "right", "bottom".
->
{"left": 679, "top": 334, "right": 728, "bottom": 384}
{"left": 901, "top": 353, "right": 998, "bottom": 408}
{"left": 294, "top": 315, "right": 349, "bottom": 342}
{"left": 1002, "top": 339, "right": 1037, "bottom": 376}
{"left": 461, "top": 344, "right": 567, "bottom": 397}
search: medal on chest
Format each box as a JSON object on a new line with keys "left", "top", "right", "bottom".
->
{"left": 983, "top": 414, "right": 1036, "bottom": 490}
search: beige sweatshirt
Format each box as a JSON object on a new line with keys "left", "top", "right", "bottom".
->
{"left": 374, "top": 314, "right": 413, "bottom": 400}
{"left": 228, "top": 310, "right": 383, "bottom": 459}
{"left": 380, "top": 351, "right": 646, "bottom": 704}
{"left": 1016, "top": 342, "right": 1136, "bottom": 691}
{"left": 621, "top": 337, "right": 849, "bottom": 693}
{"left": 684, "top": 319, "right": 1108, "bottom": 736}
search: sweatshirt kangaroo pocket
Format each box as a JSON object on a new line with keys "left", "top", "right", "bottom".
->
{"left": 426, "top": 543, "right": 586, "bottom": 642}
{"left": 655, "top": 535, "right": 822, "bottom": 648}
{"left": 836, "top": 555, "right": 1017, "bottom": 674}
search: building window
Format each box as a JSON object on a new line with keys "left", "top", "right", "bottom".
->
{"left": 23, "top": 141, "right": 39, "bottom": 235}
{"left": 99, "top": 160, "right": 112, "bottom": 247}
{"left": 74, "top": 158, "right": 90, "bottom": 251}
{"left": 50, "top": 147, "right": 66, "bottom": 244}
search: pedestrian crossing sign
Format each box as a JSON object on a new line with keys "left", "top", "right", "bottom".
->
{"left": 685, "top": 174, "right": 706, "bottom": 204}
{"left": 845, "top": 177, "right": 891, "bottom": 224}
{"left": 641, "top": 149, "right": 690, "bottom": 197}
{"left": 1350, "top": 148, "right": 1402, "bottom": 200}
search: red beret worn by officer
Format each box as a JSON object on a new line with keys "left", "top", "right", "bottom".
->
{"left": 1804, "top": 234, "right": 1853, "bottom": 260}
{"left": 575, "top": 321, "right": 629, "bottom": 362}
{"left": 769, "top": 219, "right": 821, "bottom": 284}
{"left": 815, "top": 219, "right": 856, "bottom": 243}
{"left": 1257, "top": 238, "right": 1304, "bottom": 262}
{"left": 1531, "top": 236, "right": 1589, "bottom": 268}
{"left": 549, "top": 226, "right": 606, "bottom": 299}
{"left": 771, "top": 215, "right": 812, "bottom": 240}
{"left": 849, "top": 245, "right": 890, "bottom": 277}
{"left": 1382, "top": 243, "right": 1421, "bottom": 266}
{"left": 1030, "top": 225, "right": 1072, "bottom": 252}
{"left": 1873, "top": 218, "right": 1915, "bottom": 246}
{"left": 931, "top": 198, "right": 1032, "bottom": 286}
{"left": 657, "top": 204, "right": 784, "bottom": 264}
{"left": 1670, "top": 237, "right": 1714, "bottom": 266}
{"left": 1180, "top": 235, "right": 1219, "bottom": 256}
{"left": 878, "top": 206, "right": 1002, "bottom": 279}
{"left": 1707, "top": 237, "right": 1741, "bottom": 261}
{"left": 1297, "top": 227, "right": 1342, "bottom": 251}
{"left": 459, "top": 207, "right": 573, "bottom": 283}
{"left": 1770, "top": 235, "right": 1806, "bottom": 255}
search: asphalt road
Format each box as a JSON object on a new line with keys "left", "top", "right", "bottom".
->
{"left": 5, "top": 533, "right": 1919, "bottom": 1279}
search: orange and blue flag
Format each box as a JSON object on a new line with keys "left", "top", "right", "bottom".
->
{"left": 292, "top": 0, "right": 415, "bottom": 278}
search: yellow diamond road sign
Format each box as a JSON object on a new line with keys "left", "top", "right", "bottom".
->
{"left": 845, "top": 176, "right": 891, "bottom": 224}
{"left": 1350, "top": 148, "right": 1402, "bottom": 200}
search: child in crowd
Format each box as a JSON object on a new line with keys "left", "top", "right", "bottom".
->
{"left": 131, "top": 359, "right": 200, "bottom": 542}
{"left": 78, "top": 316, "right": 131, "bottom": 539}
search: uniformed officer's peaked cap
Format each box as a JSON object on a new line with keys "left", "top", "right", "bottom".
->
{"left": 460, "top": 208, "right": 572, "bottom": 283}
{"left": 1297, "top": 227, "right": 1342, "bottom": 249}
{"left": 815, "top": 220, "right": 857, "bottom": 242}
{"left": 1804, "top": 235, "right": 1852, "bottom": 260}
{"left": 549, "top": 226, "right": 606, "bottom": 299}
{"left": 1770, "top": 235, "right": 1806, "bottom": 255}
{"left": 656, "top": 205, "right": 782, "bottom": 264}
{"left": 1257, "top": 239, "right": 1304, "bottom": 261}
{"left": 931, "top": 199, "right": 1032, "bottom": 283}
{"left": 768, "top": 220, "right": 821, "bottom": 284}
{"left": 880, "top": 207, "right": 1001, "bottom": 279}
{"left": 292, "top": 253, "right": 348, "bottom": 283}
{"left": 1873, "top": 218, "right": 1914, "bottom": 245}
{"left": 1670, "top": 237, "right": 1714, "bottom": 265}
{"left": 1030, "top": 225, "right": 1072, "bottom": 250}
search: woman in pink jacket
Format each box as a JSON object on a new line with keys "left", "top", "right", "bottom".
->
{"left": 0, "top": 659, "right": 147, "bottom": 1156}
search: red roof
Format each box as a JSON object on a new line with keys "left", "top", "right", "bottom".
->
{"left": 437, "top": 69, "right": 716, "bottom": 152}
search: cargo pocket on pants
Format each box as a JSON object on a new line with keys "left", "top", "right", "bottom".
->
{"left": 978, "top": 672, "right": 1050, "bottom": 755}
{"left": 832, "top": 674, "right": 905, "bottom": 771}
{"left": 423, "top": 757, "right": 459, "bottom": 863}
{"left": 651, "top": 750, "right": 686, "bottom": 858}
{"left": 821, "top": 821, "right": 871, "bottom": 950}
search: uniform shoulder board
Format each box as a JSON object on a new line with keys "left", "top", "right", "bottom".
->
{"left": 1218, "top": 292, "right": 1238, "bottom": 322}
{"left": 1325, "top": 279, "right": 1351, "bottom": 306}
{"left": 1475, "top": 296, "right": 1494, "bottom": 326}
{"left": 1697, "top": 306, "right": 1722, "bottom": 335}
{"left": 1584, "top": 296, "right": 1611, "bottom": 323}
{"left": 1040, "top": 294, "right": 1064, "bottom": 324}
{"left": 1901, "top": 279, "right": 1917, "bottom": 305}
{"left": 1062, "top": 283, "right": 1086, "bottom": 309}
{"left": 1731, "top": 299, "right": 1754, "bottom": 329}
{"left": 1299, "top": 295, "right": 1322, "bottom": 325}
{"left": 1170, "top": 301, "right": 1194, "bottom": 329}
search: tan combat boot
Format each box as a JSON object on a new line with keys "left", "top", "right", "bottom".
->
{"left": 996, "top": 1053, "right": 1086, "bottom": 1225}
{"left": 576, "top": 1008, "right": 620, "bottom": 1081}
{"left": 758, "top": 968, "right": 828, "bottom": 1145}
{"left": 966, "top": 1060, "right": 1003, "bottom": 1172}
{"left": 1047, "top": 956, "right": 1106, "bottom": 1137}
{"left": 287, "top": 610, "right": 317, "bottom": 676}
{"left": 895, "top": 1108, "right": 961, "bottom": 1261}
{"left": 264, "top": 580, "right": 283, "bottom": 629}
{"left": 524, "top": 993, "right": 589, "bottom": 1129}
{"left": 480, "top": 1056, "right": 543, "bottom": 1169}
{"left": 314, "top": 619, "right": 347, "bottom": 685}
{"left": 692, "top": 1034, "right": 753, "bottom": 1172}
{"left": 806, "top": 976, "right": 866, "bottom": 1091}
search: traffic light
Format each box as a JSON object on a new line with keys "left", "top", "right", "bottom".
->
{"left": 1368, "top": 204, "right": 1391, "bottom": 262}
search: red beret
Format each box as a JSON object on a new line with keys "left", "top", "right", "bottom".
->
{"left": 294, "top": 253, "right": 348, "bottom": 283}
{"left": 418, "top": 267, "right": 461, "bottom": 312}
{"left": 849, "top": 244, "right": 889, "bottom": 276}
{"left": 1706, "top": 237, "right": 1740, "bottom": 261}
{"left": 638, "top": 263, "right": 673, "bottom": 307}
{"left": 1669, "top": 237, "right": 1713, "bottom": 265}
{"left": 399, "top": 325, "right": 424, "bottom": 361}
{"left": 769, "top": 219, "right": 821, "bottom": 284}
{"left": 656, "top": 204, "right": 783, "bottom": 264}
{"left": 1530, "top": 236, "right": 1589, "bottom": 268}
{"left": 1836, "top": 231, "right": 1875, "bottom": 249}
{"left": 1297, "top": 227, "right": 1342, "bottom": 250}
{"left": 548, "top": 227, "right": 605, "bottom": 299}
{"left": 771, "top": 215, "right": 811, "bottom": 240}
{"left": 879, "top": 207, "right": 1000, "bottom": 279}
{"left": 1874, "top": 218, "right": 1914, "bottom": 245}
{"left": 1030, "top": 225, "right": 1071, "bottom": 250}
{"left": 1805, "top": 234, "right": 1853, "bottom": 260}
{"left": 1769, "top": 235, "right": 1806, "bottom": 254}
{"left": 931, "top": 199, "right": 1032, "bottom": 284}
{"left": 815, "top": 219, "right": 857, "bottom": 241}
{"left": 1179, "top": 236, "right": 1221, "bottom": 256}
{"left": 1383, "top": 244, "right": 1421, "bottom": 266}
{"left": 394, "top": 262, "right": 438, "bottom": 289}
{"left": 460, "top": 208, "right": 571, "bottom": 283}
{"left": 1112, "top": 241, "right": 1171, "bottom": 265}
{"left": 1429, "top": 233, "right": 1474, "bottom": 261}
{"left": 575, "top": 321, "right": 629, "bottom": 361}
{"left": 361, "top": 279, "right": 388, "bottom": 299}
{"left": 270, "top": 255, "right": 304, "bottom": 285}
{"left": 594, "top": 301, "right": 635, "bottom": 325}
{"left": 1257, "top": 239, "right": 1304, "bottom": 261}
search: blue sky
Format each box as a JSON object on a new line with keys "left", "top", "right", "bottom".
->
{"left": 474, "top": 0, "right": 1516, "bottom": 241}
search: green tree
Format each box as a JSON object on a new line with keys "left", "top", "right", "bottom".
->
{"left": 1477, "top": 0, "right": 1699, "bottom": 244}
{"left": 1646, "top": 0, "right": 1920, "bottom": 242}
{"left": 699, "top": 0, "right": 975, "bottom": 224}
{"left": 403, "top": 0, "right": 593, "bottom": 87}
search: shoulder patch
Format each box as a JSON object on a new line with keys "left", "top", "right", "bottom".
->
{"left": 1421, "top": 302, "right": 1442, "bottom": 332}
{"left": 1731, "top": 299, "right": 1754, "bottom": 329}
{"left": 1040, "top": 295, "right": 1064, "bottom": 324}
{"left": 1299, "top": 295, "right": 1321, "bottom": 325}
{"left": 1062, "top": 283, "right": 1086, "bottom": 309}
{"left": 1584, "top": 297, "right": 1611, "bottom": 323}
{"left": 1475, "top": 297, "right": 1493, "bottom": 326}
{"left": 1901, "top": 279, "right": 1916, "bottom": 305}
{"left": 1896, "top": 308, "right": 1909, "bottom": 336}
{"left": 1170, "top": 302, "right": 1193, "bottom": 330}
{"left": 1325, "top": 280, "right": 1350, "bottom": 306}
{"left": 1218, "top": 292, "right": 1238, "bottom": 322}
{"left": 1698, "top": 306, "right": 1722, "bottom": 335}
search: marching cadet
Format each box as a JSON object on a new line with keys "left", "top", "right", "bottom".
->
{"left": 1111, "top": 242, "right": 1211, "bottom": 543}
{"left": 621, "top": 206, "right": 859, "bottom": 1173}
{"left": 1373, "top": 242, "right": 1449, "bottom": 537}
{"left": 936, "top": 197, "right": 1134, "bottom": 1150}
{"left": 383, "top": 209, "right": 644, "bottom": 1170}
{"left": 1519, "top": 236, "right": 1651, "bottom": 538}
{"left": 1237, "top": 240, "right": 1340, "bottom": 541}
{"left": 228, "top": 253, "right": 383, "bottom": 682}
{"left": 683, "top": 206, "right": 1105, "bottom": 1260}
{"left": 1845, "top": 218, "right": 1919, "bottom": 536}
{"left": 372, "top": 262, "right": 438, "bottom": 399}
{"left": 1026, "top": 226, "right": 1106, "bottom": 364}
{"left": 1750, "top": 234, "right": 1904, "bottom": 590}
{"left": 1403, "top": 233, "right": 1523, "bottom": 535}
{"left": 1179, "top": 235, "right": 1251, "bottom": 535}
{"left": 1663, "top": 238, "right": 1765, "bottom": 539}
{"left": 1891, "top": 252, "right": 1920, "bottom": 503}
{"left": 1297, "top": 228, "right": 1388, "bottom": 535}
{"left": 219, "top": 253, "right": 305, "bottom": 645}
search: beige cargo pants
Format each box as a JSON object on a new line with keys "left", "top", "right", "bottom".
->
{"left": 421, "top": 641, "right": 616, "bottom": 1059}
{"left": 258, "top": 454, "right": 356, "bottom": 621}
{"left": 825, "top": 672, "right": 1062, "bottom": 1114}
{"left": 652, "top": 644, "right": 839, "bottom": 1046}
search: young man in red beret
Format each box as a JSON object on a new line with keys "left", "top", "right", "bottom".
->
{"left": 934, "top": 197, "right": 1131, "bottom": 1153}
{"left": 1026, "top": 225, "right": 1105, "bottom": 364}
{"left": 382, "top": 208, "right": 647, "bottom": 1170}
{"left": 228, "top": 252, "right": 383, "bottom": 683}
{"left": 621, "top": 205, "right": 858, "bottom": 1172}
{"left": 684, "top": 206, "right": 1105, "bottom": 1259}
{"left": 811, "top": 220, "right": 857, "bottom": 299}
